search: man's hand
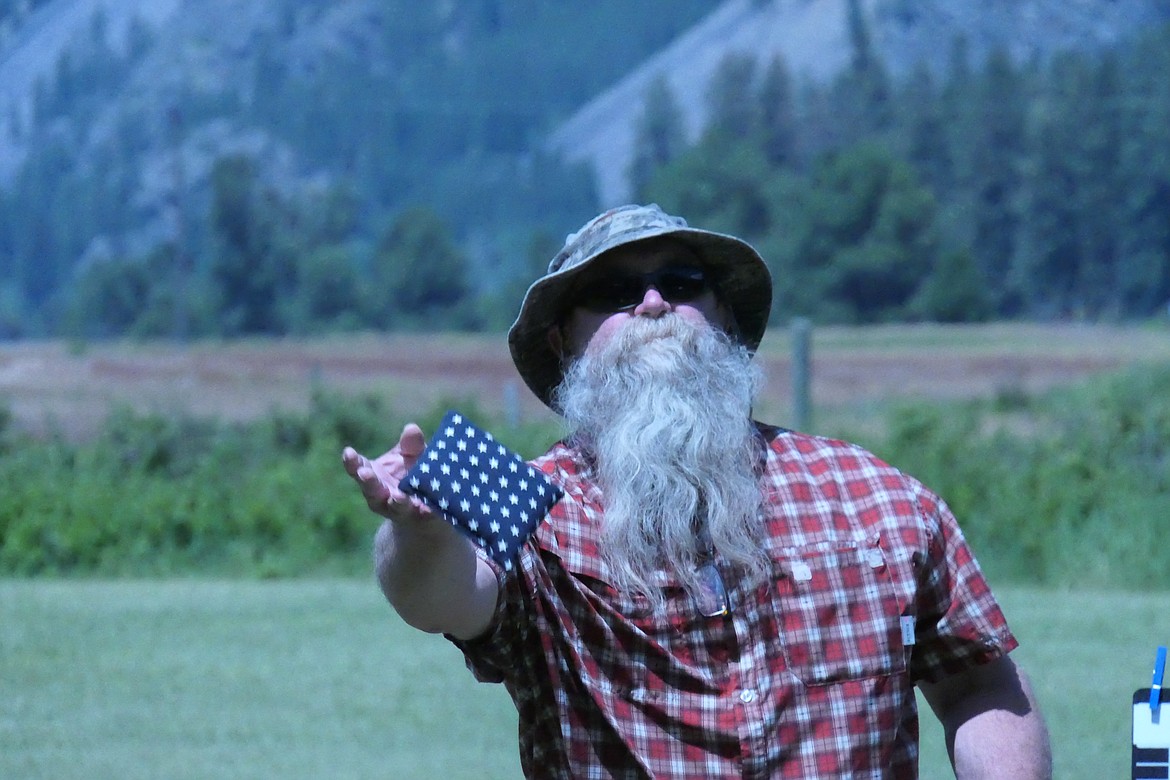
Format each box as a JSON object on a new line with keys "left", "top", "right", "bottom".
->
{"left": 342, "top": 423, "right": 432, "bottom": 524}
{"left": 341, "top": 424, "right": 499, "bottom": 638}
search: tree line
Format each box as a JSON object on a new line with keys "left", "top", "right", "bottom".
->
{"left": 634, "top": 7, "right": 1170, "bottom": 324}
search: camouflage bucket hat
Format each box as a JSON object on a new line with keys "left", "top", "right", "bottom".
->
{"left": 508, "top": 204, "right": 773, "bottom": 408}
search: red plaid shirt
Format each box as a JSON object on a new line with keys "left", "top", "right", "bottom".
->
{"left": 450, "top": 424, "right": 1017, "bottom": 779}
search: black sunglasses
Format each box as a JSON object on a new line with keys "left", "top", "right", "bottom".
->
{"left": 575, "top": 266, "right": 711, "bottom": 313}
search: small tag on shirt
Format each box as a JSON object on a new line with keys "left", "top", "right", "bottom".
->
{"left": 900, "top": 616, "right": 916, "bottom": 646}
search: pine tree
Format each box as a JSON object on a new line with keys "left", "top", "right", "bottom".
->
{"left": 758, "top": 54, "right": 797, "bottom": 168}
{"left": 963, "top": 47, "right": 1028, "bottom": 310}
{"left": 628, "top": 75, "right": 687, "bottom": 200}
{"left": 369, "top": 207, "right": 472, "bottom": 330}
{"left": 829, "top": 0, "right": 892, "bottom": 141}
{"left": 704, "top": 52, "right": 760, "bottom": 143}
{"left": 1115, "top": 24, "right": 1170, "bottom": 315}
{"left": 897, "top": 62, "right": 952, "bottom": 196}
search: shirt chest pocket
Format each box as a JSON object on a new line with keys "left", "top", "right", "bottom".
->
{"left": 769, "top": 535, "right": 907, "bottom": 686}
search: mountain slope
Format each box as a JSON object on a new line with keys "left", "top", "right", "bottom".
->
{"left": 547, "top": 0, "right": 1170, "bottom": 204}
{"left": 0, "top": 0, "right": 180, "bottom": 179}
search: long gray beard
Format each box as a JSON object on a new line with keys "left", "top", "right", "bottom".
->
{"left": 553, "top": 315, "right": 769, "bottom": 606}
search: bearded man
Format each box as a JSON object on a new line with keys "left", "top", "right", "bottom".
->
{"left": 342, "top": 205, "right": 1052, "bottom": 779}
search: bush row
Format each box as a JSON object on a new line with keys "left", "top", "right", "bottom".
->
{"left": 0, "top": 365, "right": 1165, "bottom": 586}
{"left": 0, "top": 391, "right": 562, "bottom": 577}
{"left": 861, "top": 364, "right": 1170, "bottom": 589}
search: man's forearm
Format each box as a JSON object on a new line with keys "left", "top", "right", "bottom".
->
{"left": 949, "top": 697, "right": 1052, "bottom": 779}
{"left": 936, "top": 662, "right": 1052, "bottom": 780}
{"left": 374, "top": 518, "right": 498, "bottom": 639}
{"left": 922, "top": 657, "right": 1052, "bottom": 779}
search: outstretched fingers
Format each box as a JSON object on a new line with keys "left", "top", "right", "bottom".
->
{"left": 341, "top": 424, "right": 432, "bottom": 522}
{"left": 342, "top": 446, "right": 394, "bottom": 514}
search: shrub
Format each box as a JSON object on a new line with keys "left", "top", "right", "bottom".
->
{"left": 0, "top": 390, "right": 560, "bottom": 576}
{"left": 866, "top": 364, "right": 1170, "bottom": 588}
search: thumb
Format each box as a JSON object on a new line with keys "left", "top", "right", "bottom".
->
{"left": 398, "top": 423, "right": 427, "bottom": 465}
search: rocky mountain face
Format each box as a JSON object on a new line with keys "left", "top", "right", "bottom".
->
{"left": 0, "top": 0, "right": 180, "bottom": 179}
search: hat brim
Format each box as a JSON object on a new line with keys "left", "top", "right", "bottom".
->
{"left": 508, "top": 226, "right": 772, "bottom": 408}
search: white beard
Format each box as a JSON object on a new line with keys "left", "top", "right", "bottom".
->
{"left": 553, "top": 314, "right": 769, "bottom": 607}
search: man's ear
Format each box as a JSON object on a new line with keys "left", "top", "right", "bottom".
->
{"left": 718, "top": 301, "right": 743, "bottom": 342}
{"left": 547, "top": 324, "right": 565, "bottom": 359}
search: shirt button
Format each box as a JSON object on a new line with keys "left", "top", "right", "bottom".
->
{"left": 739, "top": 689, "right": 756, "bottom": 704}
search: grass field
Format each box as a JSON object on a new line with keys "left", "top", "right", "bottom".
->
{"left": 1, "top": 580, "right": 1162, "bottom": 779}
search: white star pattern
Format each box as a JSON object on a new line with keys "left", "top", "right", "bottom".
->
{"left": 398, "top": 410, "right": 562, "bottom": 566}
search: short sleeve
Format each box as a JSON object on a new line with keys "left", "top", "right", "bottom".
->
{"left": 444, "top": 538, "right": 533, "bottom": 684}
{"left": 909, "top": 484, "right": 1018, "bottom": 683}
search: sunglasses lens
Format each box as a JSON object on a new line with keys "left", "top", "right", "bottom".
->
{"left": 657, "top": 268, "right": 707, "bottom": 301}
{"left": 578, "top": 277, "right": 645, "bottom": 312}
{"left": 577, "top": 267, "right": 709, "bottom": 313}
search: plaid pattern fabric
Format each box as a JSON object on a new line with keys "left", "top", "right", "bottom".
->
{"left": 450, "top": 424, "right": 1017, "bottom": 779}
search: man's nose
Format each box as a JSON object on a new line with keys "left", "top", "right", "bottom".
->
{"left": 633, "top": 286, "right": 671, "bottom": 317}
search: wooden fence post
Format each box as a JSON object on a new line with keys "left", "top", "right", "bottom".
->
{"left": 791, "top": 317, "right": 811, "bottom": 432}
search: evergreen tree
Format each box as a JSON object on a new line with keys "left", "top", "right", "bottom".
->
{"left": 829, "top": 0, "right": 892, "bottom": 143}
{"left": 704, "top": 52, "right": 760, "bottom": 143}
{"left": 765, "top": 143, "right": 939, "bottom": 323}
{"left": 208, "top": 155, "right": 295, "bottom": 335}
{"left": 962, "top": 47, "right": 1028, "bottom": 310}
{"left": 279, "top": 244, "right": 362, "bottom": 335}
{"left": 1014, "top": 55, "right": 1083, "bottom": 317}
{"left": 628, "top": 75, "right": 687, "bottom": 200}
{"left": 758, "top": 54, "right": 797, "bottom": 168}
{"left": 644, "top": 139, "right": 773, "bottom": 240}
{"left": 1115, "top": 25, "right": 1170, "bottom": 315}
{"left": 368, "top": 207, "right": 472, "bottom": 330}
{"left": 1071, "top": 52, "right": 1125, "bottom": 316}
{"left": 897, "top": 62, "right": 952, "bottom": 196}
{"left": 910, "top": 248, "right": 993, "bottom": 322}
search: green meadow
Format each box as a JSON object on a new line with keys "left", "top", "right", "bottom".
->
{"left": 1, "top": 580, "right": 1162, "bottom": 779}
